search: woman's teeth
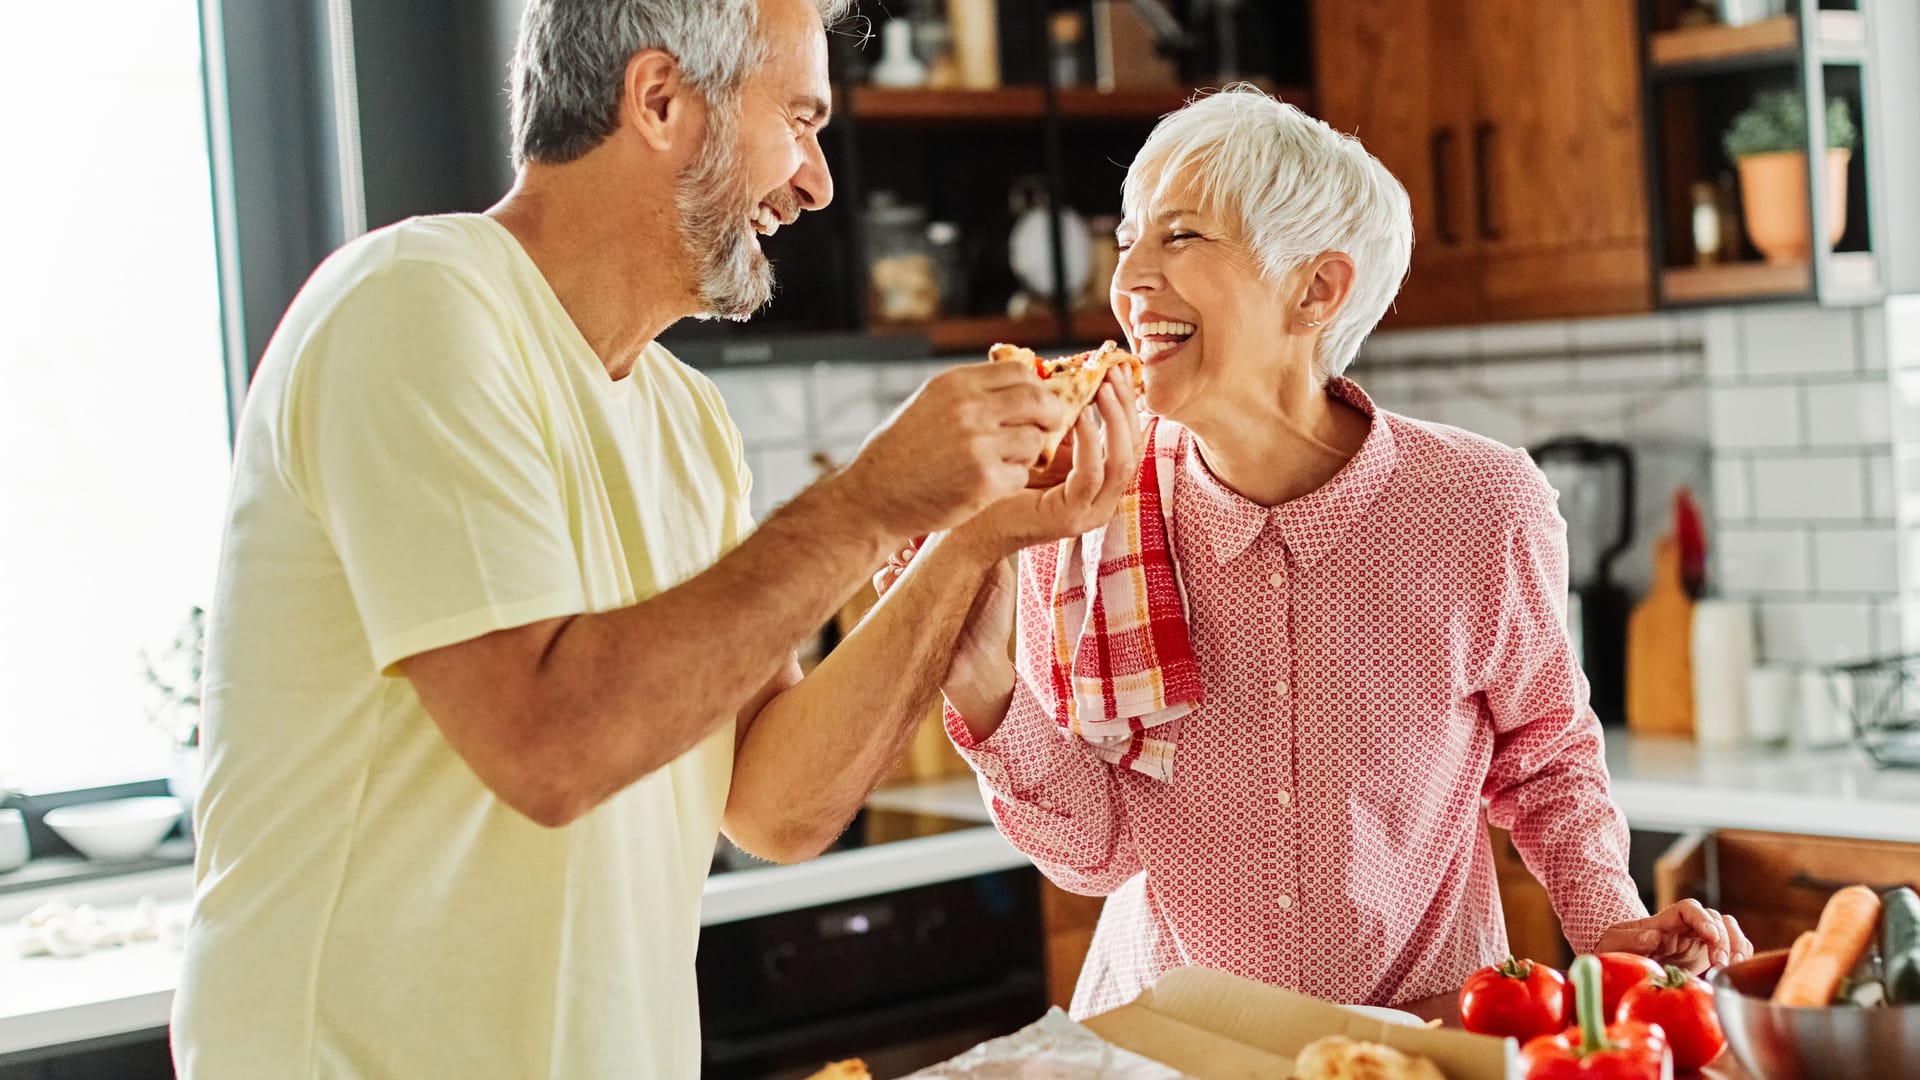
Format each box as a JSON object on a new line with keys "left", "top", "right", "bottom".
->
{"left": 751, "top": 206, "right": 781, "bottom": 237}
{"left": 1135, "top": 321, "right": 1196, "bottom": 360}
{"left": 1135, "top": 320, "right": 1196, "bottom": 338}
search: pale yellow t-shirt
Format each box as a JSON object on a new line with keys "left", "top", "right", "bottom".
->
{"left": 174, "top": 214, "right": 752, "bottom": 1079}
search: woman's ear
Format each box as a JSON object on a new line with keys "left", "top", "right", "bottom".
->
{"left": 1294, "top": 252, "right": 1356, "bottom": 332}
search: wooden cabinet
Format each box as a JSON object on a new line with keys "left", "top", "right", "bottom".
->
{"left": 1657, "top": 829, "right": 1920, "bottom": 952}
{"left": 1040, "top": 878, "right": 1105, "bottom": 1009}
{"left": 1313, "top": 0, "right": 1653, "bottom": 327}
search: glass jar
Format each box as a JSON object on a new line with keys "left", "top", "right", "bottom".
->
{"left": 927, "top": 221, "right": 969, "bottom": 317}
{"left": 864, "top": 194, "right": 938, "bottom": 325}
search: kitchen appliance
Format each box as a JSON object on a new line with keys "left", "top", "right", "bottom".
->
{"left": 700, "top": 810, "right": 1049, "bottom": 1079}
{"left": 1530, "top": 436, "right": 1636, "bottom": 727}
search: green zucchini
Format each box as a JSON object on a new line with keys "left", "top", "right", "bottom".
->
{"left": 1886, "top": 885, "right": 1920, "bottom": 1006}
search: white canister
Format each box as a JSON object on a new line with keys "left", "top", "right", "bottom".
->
{"left": 1796, "top": 668, "right": 1855, "bottom": 749}
{"left": 870, "top": 19, "right": 929, "bottom": 88}
{"left": 0, "top": 809, "right": 28, "bottom": 874}
{"left": 1692, "top": 600, "right": 1755, "bottom": 749}
{"left": 1745, "top": 665, "right": 1797, "bottom": 746}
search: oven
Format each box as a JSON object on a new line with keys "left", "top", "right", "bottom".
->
{"left": 699, "top": 814, "right": 1047, "bottom": 1080}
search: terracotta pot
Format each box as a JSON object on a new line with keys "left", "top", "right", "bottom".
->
{"left": 1736, "top": 148, "right": 1851, "bottom": 265}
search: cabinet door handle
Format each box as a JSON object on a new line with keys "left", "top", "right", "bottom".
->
{"left": 1790, "top": 870, "right": 1918, "bottom": 896}
{"left": 1430, "top": 128, "right": 1461, "bottom": 247}
{"left": 1474, "top": 121, "right": 1502, "bottom": 242}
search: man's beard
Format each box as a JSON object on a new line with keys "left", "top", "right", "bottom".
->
{"left": 676, "top": 108, "right": 775, "bottom": 322}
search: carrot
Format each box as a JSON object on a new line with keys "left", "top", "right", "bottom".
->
{"left": 1771, "top": 885, "right": 1883, "bottom": 1007}
{"left": 1780, "top": 930, "right": 1816, "bottom": 985}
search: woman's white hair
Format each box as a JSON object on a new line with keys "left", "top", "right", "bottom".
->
{"left": 510, "top": 0, "right": 853, "bottom": 168}
{"left": 1122, "top": 85, "right": 1413, "bottom": 380}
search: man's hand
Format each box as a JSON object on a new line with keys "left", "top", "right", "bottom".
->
{"left": 1595, "top": 900, "right": 1754, "bottom": 974}
{"left": 839, "top": 361, "right": 1067, "bottom": 540}
{"left": 952, "top": 371, "right": 1143, "bottom": 563}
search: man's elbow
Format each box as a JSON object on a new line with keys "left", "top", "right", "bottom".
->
{"left": 723, "top": 809, "right": 843, "bottom": 865}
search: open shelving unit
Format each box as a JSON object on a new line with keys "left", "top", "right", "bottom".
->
{"left": 1639, "top": 0, "right": 1908, "bottom": 310}
{"left": 662, "top": 1, "right": 1314, "bottom": 368}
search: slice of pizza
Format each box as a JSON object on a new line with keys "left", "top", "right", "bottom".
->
{"left": 802, "top": 1060, "right": 871, "bottom": 1080}
{"left": 989, "top": 339, "right": 1143, "bottom": 469}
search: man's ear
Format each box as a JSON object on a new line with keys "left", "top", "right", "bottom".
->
{"left": 621, "top": 49, "right": 697, "bottom": 153}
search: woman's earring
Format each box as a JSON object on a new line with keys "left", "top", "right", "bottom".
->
{"left": 1302, "top": 318, "right": 1324, "bottom": 328}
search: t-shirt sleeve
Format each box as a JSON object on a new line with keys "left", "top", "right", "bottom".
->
{"left": 285, "top": 261, "right": 587, "bottom": 675}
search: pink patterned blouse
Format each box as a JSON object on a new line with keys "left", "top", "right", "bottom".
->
{"left": 948, "top": 378, "right": 1646, "bottom": 1017}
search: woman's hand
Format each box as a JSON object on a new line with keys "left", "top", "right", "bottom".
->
{"left": 1594, "top": 900, "right": 1754, "bottom": 974}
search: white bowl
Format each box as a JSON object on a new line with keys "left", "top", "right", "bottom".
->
{"left": 44, "top": 796, "right": 184, "bottom": 862}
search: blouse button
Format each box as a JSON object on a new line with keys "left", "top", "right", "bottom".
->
{"left": 1277, "top": 789, "right": 1293, "bottom": 807}
{"left": 1278, "top": 894, "right": 1294, "bottom": 911}
{"left": 1268, "top": 570, "right": 1286, "bottom": 589}
{"left": 1275, "top": 677, "right": 1291, "bottom": 698}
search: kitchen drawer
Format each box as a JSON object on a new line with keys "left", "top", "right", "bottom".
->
{"left": 1656, "top": 829, "right": 1920, "bottom": 951}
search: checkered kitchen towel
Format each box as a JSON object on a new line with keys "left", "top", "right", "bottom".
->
{"left": 1045, "top": 417, "right": 1204, "bottom": 782}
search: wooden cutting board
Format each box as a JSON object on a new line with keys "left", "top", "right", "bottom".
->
{"left": 1627, "top": 537, "right": 1695, "bottom": 738}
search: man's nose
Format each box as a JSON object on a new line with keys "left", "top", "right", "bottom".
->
{"left": 793, "top": 136, "right": 833, "bottom": 211}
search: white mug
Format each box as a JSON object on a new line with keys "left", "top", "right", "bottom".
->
{"left": 0, "top": 809, "right": 28, "bottom": 874}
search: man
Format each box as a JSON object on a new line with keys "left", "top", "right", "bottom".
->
{"left": 171, "top": 0, "right": 1140, "bottom": 1076}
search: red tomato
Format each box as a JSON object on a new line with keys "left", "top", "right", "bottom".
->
{"left": 1461, "top": 956, "right": 1570, "bottom": 1041}
{"left": 1618, "top": 964, "right": 1726, "bottom": 1071}
{"left": 1594, "top": 953, "right": 1664, "bottom": 1020}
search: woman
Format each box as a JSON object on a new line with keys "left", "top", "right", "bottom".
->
{"left": 881, "top": 87, "right": 1752, "bottom": 1017}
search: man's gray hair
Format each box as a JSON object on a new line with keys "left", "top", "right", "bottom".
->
{"left": 1123, "top": 86, "right": 1414, "bottom": 380}
{"left": 510, "top": 0, "right": 852, "bottom": 169}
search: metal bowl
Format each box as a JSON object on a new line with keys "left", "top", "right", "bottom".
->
{"left": 1712, "top": 949, "right": 1920, "bottom": 1080}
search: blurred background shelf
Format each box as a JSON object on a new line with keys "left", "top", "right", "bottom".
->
{"left": 849, "top": 85, "right": 1310, "bottom": 125}
{"left": 1648, "top": 16, "right": 1798, "bottom": 75}
{"left": 1660, "top": 261, "right": 1810, "bottom": 304}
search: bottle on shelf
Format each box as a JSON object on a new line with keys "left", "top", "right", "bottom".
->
{"left": 948, "top": 0, "right": 1000, "bottom": 90}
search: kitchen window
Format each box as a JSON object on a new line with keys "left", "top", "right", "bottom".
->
{"left": 0, "top": 0, "right": 232, "bottom": 793}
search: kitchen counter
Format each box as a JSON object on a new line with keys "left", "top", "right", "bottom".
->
{"left": 5, "top": 736, "right": 1913, "bottom": 1062}
{"left": 1604, "top": 733, "right": 1920, "bottom": 842}
{"left": 0, "top": 790, "right": 1014, "bottom": 1059}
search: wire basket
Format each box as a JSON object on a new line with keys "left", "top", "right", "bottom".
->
{"left": 1826, "top": 654, "right": 1920, "bottom": 768}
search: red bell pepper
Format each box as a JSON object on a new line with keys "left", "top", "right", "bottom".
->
{"left": 1518, "top": 955, "right": 1673, "bottom": 1080}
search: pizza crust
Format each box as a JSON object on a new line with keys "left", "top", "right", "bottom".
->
{"left": 989, "top": 340, "right": 1143, "bottom": 468}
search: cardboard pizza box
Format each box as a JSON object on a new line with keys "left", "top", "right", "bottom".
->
{"left": 1080, "top": 966, "right": 1519, "bottom": 1080}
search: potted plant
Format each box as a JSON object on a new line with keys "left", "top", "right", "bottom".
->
{"left": 141, "top": 606, "right": 206, "bottom": 812}
{"left": 1722, "top": 89, "right": 1859, "bottom": 265}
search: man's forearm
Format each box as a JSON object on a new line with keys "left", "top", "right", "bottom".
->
{"left": 726, "top": 531, "right": 998, "bottom": 859}
{"left": 527, "top": 473, "right": 899, "bottom": 815}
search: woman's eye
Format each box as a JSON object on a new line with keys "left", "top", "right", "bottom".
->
{"left": 1116, "top": 241, "right": 1134, "bottom": 253}
{"left": 1168, "top": 231, "right": 1200, "bottom": 243}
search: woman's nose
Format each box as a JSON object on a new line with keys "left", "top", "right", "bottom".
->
{"left": 1113, "top": 243, "right": 1159, "bottom": 294}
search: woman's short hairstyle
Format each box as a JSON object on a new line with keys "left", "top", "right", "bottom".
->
{"left": 1123, "top": 85, "right": 1414, "bottom": 379}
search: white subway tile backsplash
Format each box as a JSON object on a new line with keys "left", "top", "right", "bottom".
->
{"left": 1578, "top": 350, "right": 1692, "bottom": 388}
{"left": 1627, "top": 385, "right": 1708, "bottom": 441}
{"left": 1670, "top": 311, "right": 1707, "bottom": 346}
{"left": 1812, "top": 526, "right": 1900, "bottom": 594}
{"left": 1751, "top": 455, "right": 1867, "bottom": 521}
{"left": 1708, "top": 384, "right": 1803, "bottom": 449}
{"left": 1758, "top": 599, "right": 1876, "bottom": 665}
{"left": 1472, "top": 358, "right": 1581, "bottom": 391}
{"left": 1875, "top": 598, "right": 1902, "bottom": 655}
{"left": 1868, "top": 453, "right": 1897, "bottom": 521}
{"left": 1420, "top": 395, "right": 1531, "bottom": 448}
{"left": 709, "top": 368, "right": 811, "bottom": 443}
{"left": 1375, "top": 326, "right": 1477, "bottom": 360}
{"left": 747, "top": 446, "right": 823, "bottom": 519}
{"left": 1478, "top": 320, "right": 1574, "bottom": 355}
{"left": 1857, "top": 305, "right": 1888, "bottom": 370}
{"left": 1569, "top": 313, "right": 1675, "bottom": 350}
{"left": 1805, "top": 381, "right": 1892, "bottom": 447}
{"left": 810, "top": 366, "right": 886, "bottom": 442}
{"left": 1703, "top": 310, "right": 1742, "bottom": 380}
{"left": 1718, "top": 527, "right": 1811, "bottom": 594}
{"left": 1888, "top": 294, "right": 1920, "bottom": 369}
{"left": 1521, "top": 392, "right": 1630, "bottom": 442}
{"left": 1713, "top": 458, "right": 1752, "bottom": 522}
{"left": 1738, "top": 306, "right": 1858, "bottom": 378}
